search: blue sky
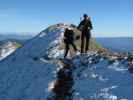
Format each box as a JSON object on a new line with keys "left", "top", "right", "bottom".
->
{"left": 0, "top": 0, "right": 133, "bottom": 37}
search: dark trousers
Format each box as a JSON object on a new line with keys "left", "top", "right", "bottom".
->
{"left": 64, "top": 42, "right": 77, "bottom": 58}
{"left": 81, "top": 30, "right": 91, "bottom": 53}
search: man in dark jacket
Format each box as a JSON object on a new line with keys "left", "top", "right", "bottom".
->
{"left": 64, "top": 28, "right": 77, "bottom": 58}
{"left": 78, "top": 14, "right": 93, "bottom": 54}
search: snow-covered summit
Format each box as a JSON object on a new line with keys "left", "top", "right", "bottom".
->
{"left": 0, "top": 23, "right": 81, "bottom": 100}
{"left": 0, "top": 23, "right": 133, "bottom": 100}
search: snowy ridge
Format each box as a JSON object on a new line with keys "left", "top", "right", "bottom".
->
{"left": 0, "top": 24, "right": 72, "bottom": 100}
{"left": 0, "top": 23, "right": 133, "bottom": 100}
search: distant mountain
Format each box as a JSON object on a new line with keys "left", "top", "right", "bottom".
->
{"left": 0, "top": 41, "right": 21, "bottom": 60}
{"left": 0, "top": 34, "right": 34, "bottom": 41}
{"left": 96, "top": 37, "right": 133, "bottom": 53}
{"left": 0, "top": 34, "right": 32, "bottom": 60}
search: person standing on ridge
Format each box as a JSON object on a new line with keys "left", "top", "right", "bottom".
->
{"left": 64, "top": 28, "right": 77, "bottom": 58}
{"left": 78, "top": 14, "right": 93, "bottom": 54}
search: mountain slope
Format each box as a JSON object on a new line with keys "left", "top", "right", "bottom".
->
{"left": 0, "top": 23, "right": 78, "bottom": 99}
{"left": 0, "top": 24, "right": 64, "bottom": 99}
{"left": 0, "top": 23, "right": 132, "bottom": 100}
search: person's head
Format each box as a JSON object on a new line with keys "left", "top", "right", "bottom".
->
{"left": 65, "top": 27, "right": 72, "bottom": 31}
{"left": 65, "top": 28, "right": 69, "bottom": 31}
{"left": 83, "top": 14, "right": 88, "bottom": 19}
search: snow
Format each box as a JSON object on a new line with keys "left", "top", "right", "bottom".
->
{"left": 0, "top": 41, "right": 18, "bottom": 61}
{"left": 0, "top": 24, "right": 71, "bottom": 100}
{"left": 71, "top": 55, "right": 133, "bottom": 100}
{"left": 0, "top": 29, "right": 61, "bottom": 99}
{"left": 0, "top": 23, "right": 133, "bottom": 100}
